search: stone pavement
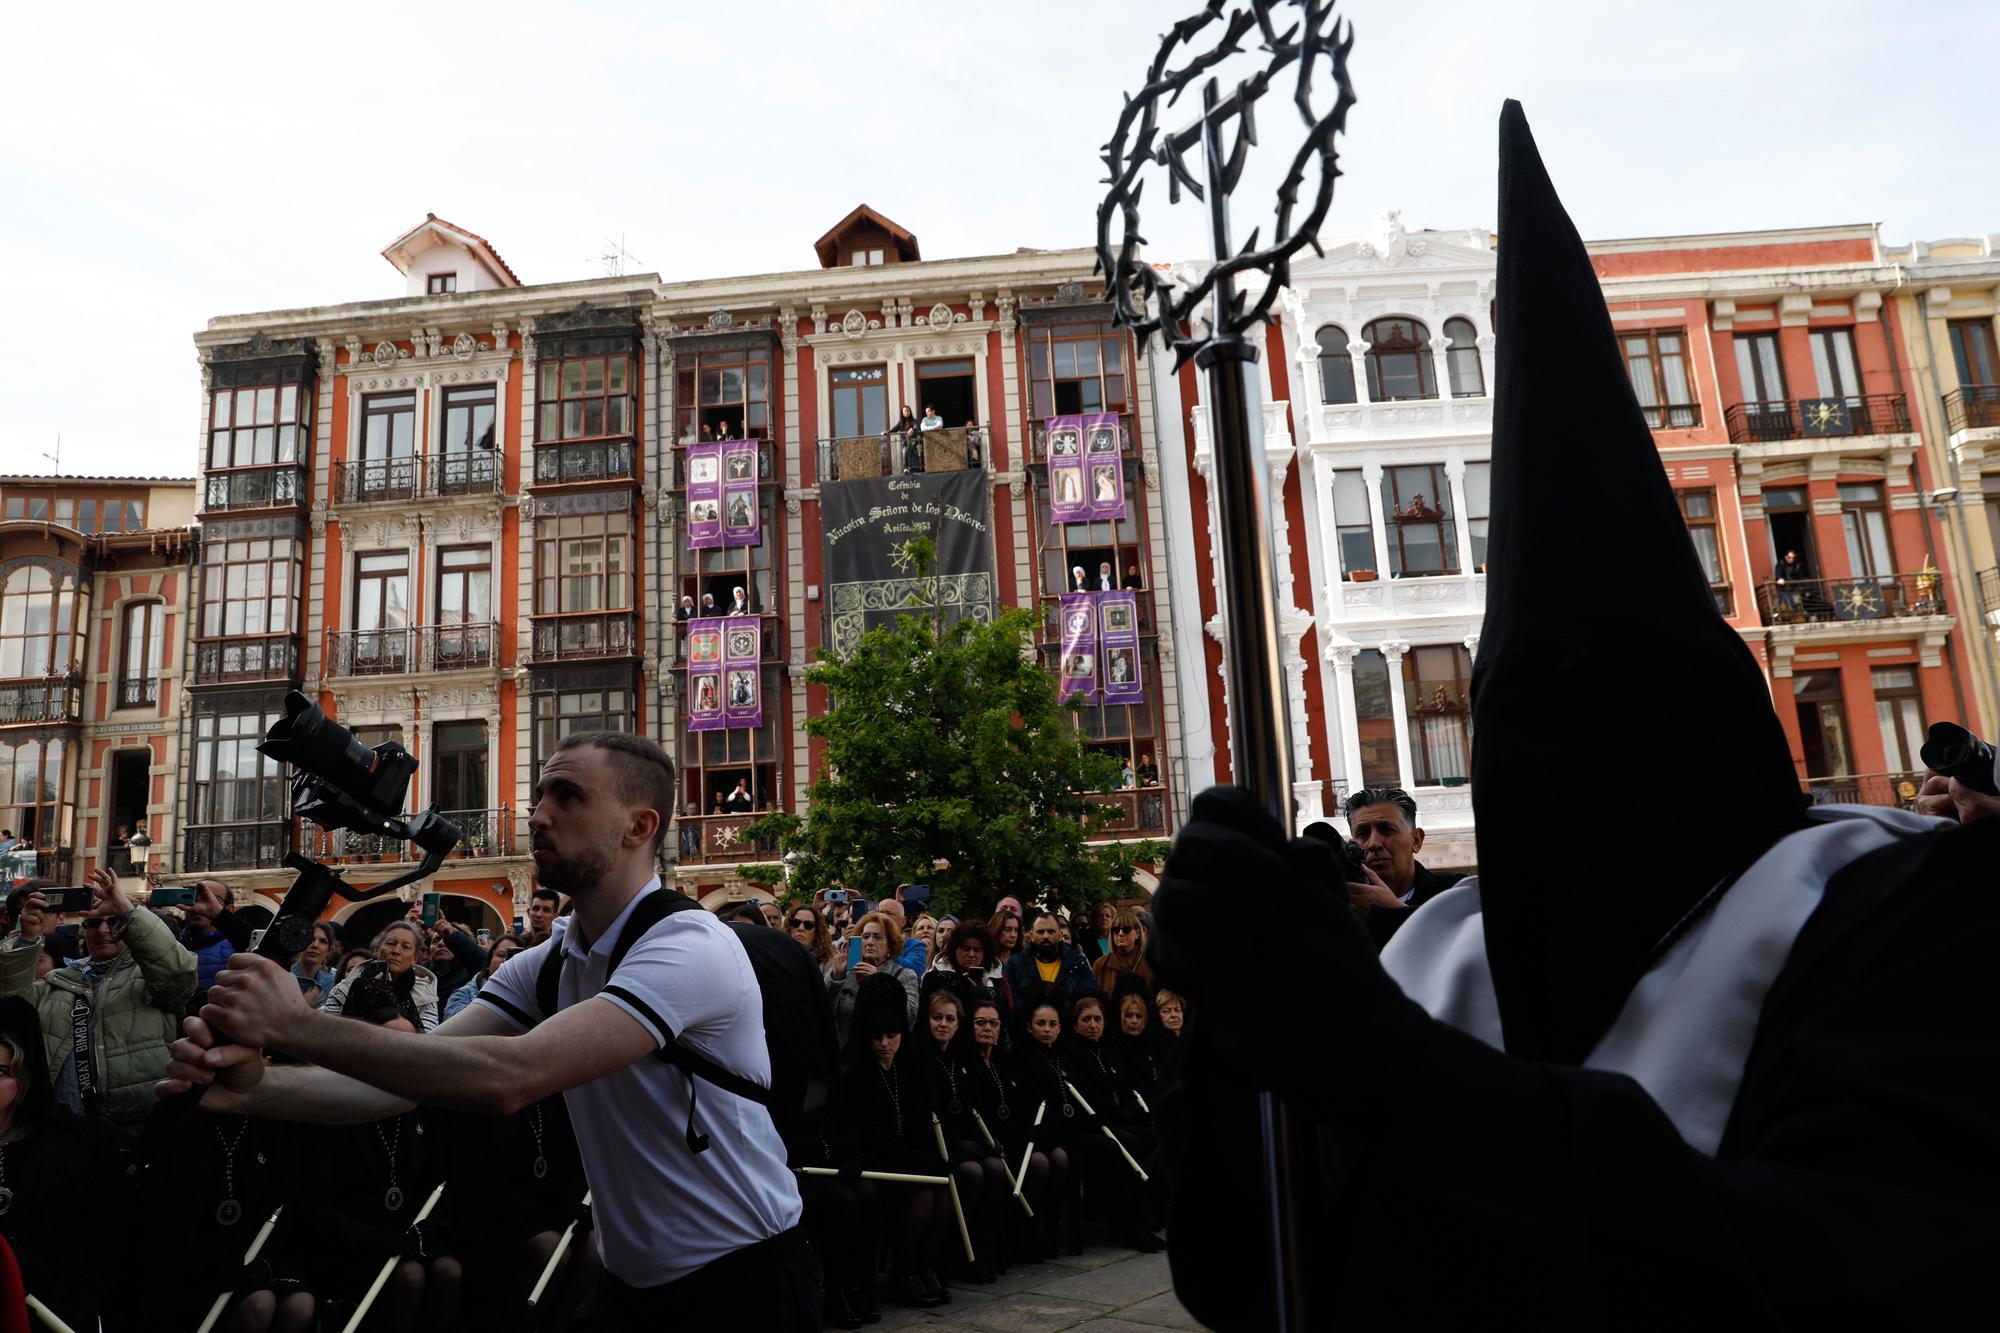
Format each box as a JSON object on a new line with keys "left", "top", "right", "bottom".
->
{"left": 873, "top": 1242, "right": 1199, "bottom": 1331}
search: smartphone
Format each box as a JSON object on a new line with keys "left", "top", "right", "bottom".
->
{"left": 847, "top": 936, "right": 865, "bottom": 971}
{"left": 247, "top": 928, "right": 267, "bottom": 954}
{"left": 43, "top": 887, "right": 97, "bottom": 914}
{"left": 421, "top": 892, "right": 442, "bottom": 928}
{"left": 475, "top": 928, "right": 493, "bottom": 945}
{"left": 148, "top": 886, "right": 198, "bottom": 909}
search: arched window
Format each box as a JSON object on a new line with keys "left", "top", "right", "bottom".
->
{"left": 1444, "top": 318, "right": 1484, "bottom": 397}
{"left": 1316, "top": 325, "right": 1356, "bottom": 405}
{"left": 1362, "top": 317, "right": 1436, "bottom": 401}
{"left": 118, "top": 600, "right": 164, "bottom": 708}
{"left": 0, "top": 558, "right": 84, "bottom": 680}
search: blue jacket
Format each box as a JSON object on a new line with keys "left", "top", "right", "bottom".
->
{"left": 1001, "top": 945, "right": 1100, "bottom": 1017}
{"left": 182, "top": 928, "right": 236, "bottom": 990}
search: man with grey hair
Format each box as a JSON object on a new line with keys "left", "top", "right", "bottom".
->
{"left": 1342, "top": 786, "right": 1457, "bottom": 949}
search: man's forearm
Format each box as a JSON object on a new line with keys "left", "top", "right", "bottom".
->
{"left": 281, "top": 1009, "right": 521, "bottom": 1114}
{"left": 236, "top": 1062, "right": 417, "bottom": 1125}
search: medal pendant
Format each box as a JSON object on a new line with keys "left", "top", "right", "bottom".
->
{"left": 0, "top": 1187, "right": 12, "bottom": 1215}
{"left": 948, "top": 1099, "right": 962, "bottom": 1116}
{"left": 1062, "top": 1103, "right": 1075, "bottom": 1119}
{"left": 997, "top": 1105, "right": 1010, "bottom": 1120}
{"left": 385, "top": 1185, "right": 405, "bottom": 1212}
{"left": 533, "top": 1155, "right": 549, "bottom": 1180}
{"left": 216, "top": 1198, "right": 243, "bottom": 1227}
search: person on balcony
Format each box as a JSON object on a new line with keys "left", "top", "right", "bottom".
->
{"left": 723, "top": 779, "right": 755, "bottom": 813}
{"left": 1095, "top": 562, "right": 1117, "bottom": 592}
{"left": 728, "top": 586, "right": 751, "bottom": 617}
{"left": 1135, "top": 750, "right": 1160, "bottom": 787}
{"left": 678, "top": 594, "right": 695, "bottom": 635}
{"left": 1773, "top": 548, "right": 1809, "bottom": 619}
{"left": 700, "top": 591, "right": 718, "bottom": 618}
{"left": 1071, "top": 566, "right": 1088, "bottom": 593}
{"left": 715, "top": 418, "right": 735, "bottom": 440}
{"left": 920, "top": 405, "right": 944, "bottom": 432}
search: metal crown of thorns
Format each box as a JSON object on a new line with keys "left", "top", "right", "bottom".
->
{"left": 1095, "top": 0, "right": 1355, "bottom": 368}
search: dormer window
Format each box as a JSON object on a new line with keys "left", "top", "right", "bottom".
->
{"left": 848, "top": 250, "right": 885, "bottom": 267}
{"left": 428, "top": 272, "right": 457, "bottom": 294}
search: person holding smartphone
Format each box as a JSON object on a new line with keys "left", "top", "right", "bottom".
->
{"left": 827, "top": 912, "right": 919, "bottom": 1050}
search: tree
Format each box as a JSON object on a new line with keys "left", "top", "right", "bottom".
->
{"left": 742, "top": 538, "right": 1167, "bottom": 918}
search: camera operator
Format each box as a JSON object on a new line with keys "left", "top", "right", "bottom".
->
{"left": 162, "top": 731, "right": 814, "bottom": 1331}
{"left": 1, "top": 867, "right": 196, "bottom": 1139}
{"left": 1915, "top": 772, "right": 2000, "bottom": 824}
{"left": 1334, "top": 787, "right": 1459, "bottom": 949}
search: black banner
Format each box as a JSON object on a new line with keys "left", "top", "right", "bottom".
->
{"left": 821, "top": 470, "right": 996, "bottom": 657}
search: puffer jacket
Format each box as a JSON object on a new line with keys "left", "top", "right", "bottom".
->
{"left": 181, "top": 926, "right": 236, "bottom": 989}
{"left": 321, "top": 961, "right": 441, "bottom": 1031}
{"left": 0, "top": 906, "right": 198, "bottom": 1140}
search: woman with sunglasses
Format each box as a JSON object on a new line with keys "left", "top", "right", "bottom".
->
{"left": 967, "top": 995, "right": 1060, "bottom": 1263}
{"left": 785, "top": 905, "right": 833, "bottom": 970}
{"left": 1090, "top": 909, "right": 1155, "bottom": 999}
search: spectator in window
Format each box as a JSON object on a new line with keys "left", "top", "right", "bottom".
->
{"left": 723, "top": 778, "right": 755, "bottom": 813}
{"left": 678, "top": 594, "right": 695, "bottom": 634}
{"left": 0, "top": 830, "right": 17, "bottom": 853}
{"left": 828, "top": 912, "right": 920, "bottom": 1047}
{"left": 319, "top": 921, "right": 440, "bottom": 1032}
{"left": 1001, "top": 912, "right": 1099, "bottom": 1019}
{"left": 893, "top": 406, "right": 919, "bottom": 439}
{"left": 1097, "top": 562, "right": 1117, "bottom": 592}
{"left": 526, "top": 886, "right": 562, "bottom": 946}
{"left": 920, "top": 405, "right": 944, "bottom": 432}
{"left": 699, "top": 591, "right": 717, "bottom": 617}
{"left": 1092, "top": 909, "right": 1154, "bottom": 999}
{"left": 1123, "top": 563, "right": 1145, "bottom": 590}
{"left": 0, "top": 869, "right": 197, "bottom": 1140}
{"left": 728, "top": 585, "right": 751, "bottom": 617}
{"left": 715, "top": 418, "right": 735, "bottom": 440}
{"left": 1070, "top": 566, "right": 1088, "bottom": 593}
{"left": 1135, "top": 750, "right": 1160, "bottom": 787}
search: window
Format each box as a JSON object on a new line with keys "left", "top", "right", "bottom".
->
{"left": 0, "top": 735, "right": 69, "bottom": 851}
{"left": 199, "top": 536, "right": 300, "bottom": 639}
{"left": 1871, "top": 666, "right": 1926, "bottom": 774}
{"left": 1677, "top": 489, "right": 1732, "bottom": 615}
{"left": 1331, "top": 468, "right": 1375, "bottom": 578}
{"left": 533, "top": 682, "right": 633, "bottom": 768}
{"left": 433, "top": 721, "right": 488, "bottom": 813}
{"left": 1, "top": 498, "right": 17, "bottom": 519}
{"left": 51, "top": 499, "right": 73, "bottom": 529}
{"left": 677, "top": 348, "right": 772, "bottom": 442}
{"left": 1947, "top": 318, "right": 1998, "bottom": 387}
{"left": 1027, "top": 321, "right": 1130, "bottom": 419}
{"left": 118, "top": 602, "right": 163, "bottom": 707}
{"left": 1317, "top": 325, "right": 1356, "bottom": 405}
{"left": 1444, "top": 318, "right": 1484, "bottom": 397}
{"left": 1351, "top": 649, "right": 1399, "bottom": 788}
{"left": 437, "top": 547, "right": 492, "bottom": 626}
{"left": 1404, "top": 645, "right": 1471, "bottom": 786}
{"left": 360, "top": 392, "right": 416, "bottom": 462}
{"left": 191, "top": 700, "right": 286, "bottom": 826}
{"left": 849, "top": 249, "right": 884, "bottom": 266}
{"left": 1362, "top": 317, "right": 1436, "bottom": 402}
{"left": 685, "top": 490, "right": 779, "bottom": 620}
{"left": 427, "top": 272, "right": 457, "bottom": 294}
{"left": 208, "top": 383, "right": 308, "bottom": 469}
{"left": 1810, "top": 328, "right": 1861, "bottom": 400}
{"left": 1763, "top": 486, "right": 1816, "bottom": 579}
{"left": 536, "top": 512, "right": 632, "bottom": 614}
{"left": 0, "top": 559, "right": 83, "bottom": 678}
{"left": 537, "top": 354, "right": 635, "bottom": 442}
{"left": 1464, "top": 463, "right": 1491, "bottom": 572}
{"left": 1381, "top": 463, "right": 1458, "bottom": 577}
{"left": 441, "top": 385, "right": 496, "bottom": 452}
{"left": 682, "top": 676, "right": 786, "bottom": 821}
{"left": 830, "top": 366, "right": 888, "bottom": 439}
{"left": 1792, "top": 672, "right": 1852, "bottom": 780}
{"left": 1733, "top": 332, "right": 1787, "bottom": 406}
{"left": 77, "top": 499, "right": 96, "bottom": 532}
{"left": 1983, "top": 473, "right": 2000, "bottom": 554}
{"left": 915, "top": 357, "right": 978, "bottom": 430}
{"left": 1623, "top": 328, "right": 1698, "bottom": 428}
{"left": 1837, "top": 483, "right": 1895, "bottom": 579}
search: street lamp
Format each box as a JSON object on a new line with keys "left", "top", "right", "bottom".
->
{"left": 126, "top": 828, "right": 154, "bottom": 885}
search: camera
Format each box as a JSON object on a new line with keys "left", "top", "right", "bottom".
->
{"left": 1919, "top": 722, "right": 1999, "bottom": 797}
{"left": 1301, "top": 820, "right": 1372, "bottom": 884}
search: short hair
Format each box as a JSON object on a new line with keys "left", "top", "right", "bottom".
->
{"left": 944, "top": 920, "right": 993, "bottom": 965}
{"left": 530, "top": 886, "right": 562, "bottom": 907}
{"left": 1344, "top": 786, "right": 1418, "bottom": 830}
{"left": 719, "top": 901, "right": 767, "bottom": 927}
{"left": 371, "top": 920, "right": 423, "bottom": 953}
{"left": 1029, "top": 910, "right": 1062, "bottom": 931}
{"left": 551, "top": 731, "right": 678, "bottom": 857}
{"left": 1109, "top": 908, "right": 1144, "bottom": 939}
{"left": 853, "top": 910, "right": 904, "bottom": 956}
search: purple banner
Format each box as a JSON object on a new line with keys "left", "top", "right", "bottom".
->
{"left": 686, "top": 441, "right": 724, "bottom": 550}
{"left": 1058, "top": 592, "right": 1097, "bottom": 702}
{"left": 1047, "top": 417, "right": 1087, "bottom": 523}
{"left": 1097, "top": 590, "right": 1145, "bottom": 705}
{"left": 687, "top": 616, "right": 763, "bottom": 732}
{"left": 1081, "top": 412, "right": 1127, "bottom": 522}
{"left": 721, "top": 437, "right": 762, "bottom": 547}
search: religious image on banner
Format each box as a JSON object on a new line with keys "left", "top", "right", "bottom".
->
{"left": 1097, "top": 589, "right": 1145, "bottom": 705}
{"left": 1058, "top": 591, "right": 1097, "bottom": 701}
{"left": 1047, "top": 416, "right": 1092, "bottom": 524}
{"left": 720, "top": 437, "right": 762, "bottom": 547}
{"left": 686, "top": 441, "right": 724, "bottom": 549}
{"left": 686, "top": 617, "right": 726, "bottom": 731}
{"left": 1082, "top": 412, "right": 1128, "bottom": 522}
{"left": 723, "top": 620, "right": 763, "bottom": 729}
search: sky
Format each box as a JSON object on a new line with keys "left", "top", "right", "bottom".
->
{"left": 3, "top": 0, "right": 1995, "bottom": 479}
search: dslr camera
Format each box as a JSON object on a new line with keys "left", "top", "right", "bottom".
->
{"left": 1919, "top": 722, "right": 1999, "bottom": 798}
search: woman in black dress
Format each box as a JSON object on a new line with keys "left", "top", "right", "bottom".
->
{"left": 967, "top": 994, "right": 1060, "bottom": 1262}
{"left": 911, "top": 988, "right": 1010, "bottom": 1282}
{"left": 1069, "top": 991, "right": 1167, "bottom": 1242}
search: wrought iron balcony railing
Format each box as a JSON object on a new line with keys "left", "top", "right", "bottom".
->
{"left": 332, "top": 451, "right": 506, "bottom": 504}
{"left": 1802, "top": 771, "right": 1927, "bottom": 810}
{"left": 1945, "top": 385, "right": 2000, "bottom": 434}
{"left": 532, "top": 440, "right": 636, "bottom": 485}
{"left": 184, "top": 822, "right": 291, "bottom": 873}
{"left": 325, "top": 623, "right": 500, "bottom": 677}
{"left": 816, "top": 427, "right": 987, "bottom": 482}
{"left": 116, "top": 677, "right": 158, "bottom": 709}
{"left": 675, "top": 812, "right": 782, "bottom": 865}
{"left": 530, "top": 610, "right": 638, "bottom": 662}
{"left": 192, "top": 635, "right": 300, "bottom": 686}
{"left": 0, "top": 845, "right": 70, "bottom": 883}
{"left": 1724, "top": 394, "right": 1910, "bottom": 444}
{"left": 1639, "top": 401, "right": 1701, "bottom": 430}
{"left": 1755, "top": 572, "right": 1947, "bottom": 625}
{"left": 296, "top": 807, "right": 516, "bottom": 863}
{"left": 202, "top": 465, "right": 309, "bottom": 513}
{"left": 0, "top": 673, "right": 83, "bottom": 725}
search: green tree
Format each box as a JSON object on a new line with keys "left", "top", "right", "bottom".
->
{"left": 742, "top": 537, "right": 1166, "bottom": 918}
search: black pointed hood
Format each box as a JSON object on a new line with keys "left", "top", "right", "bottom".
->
{"left": 1471, "top": 101, "right": 1804, "bottom": 1065}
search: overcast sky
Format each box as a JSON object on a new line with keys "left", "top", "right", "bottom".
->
{"left": 4, "top": 0, "right": 1994, "bottom": 479}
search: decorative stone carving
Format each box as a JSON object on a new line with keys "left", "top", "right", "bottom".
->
{"left": 811, "top": 305, "right": 828, "bottom": 335}
{"left": 344, "top": 336, "right": 363, "bottom": 365}
{"left": 1357, "top": 210, "right": 1427, "bottom": 267}
{"left": 707, "top": 310, "right": 734, "bottom": 331}
{"left": 779, "top": 305, "right": 799, "bottom": 352}
{"left": 452, "top": 332, "right": 478, "bottom": 361}
{"left": 785, "top": 496, "right": 802, "bottom": 516}
{"left": 1143, "top": 460, "right": 1161, "bottom": 491}
{"left": 926, "top": 302, "right": 955, "bottom": 328}
{"left": 426, "top": 329, "right": 446, "bottom": 358}
{"left": 492, "top": 323, "right": 508, "bottom": 351}
{"left": 309, "top": 499, "right": 328, "bottom": 535}
{"left": 372, "top": 341, "right": 400, "bottom": 366}
{"left": 968, "top": 292, "right": 986, "bottom": 322}
{"left": 1056, "top": 279, "right": 1086, "bottom": 303}
{"left": 841, "top": 310, "right": 867, "bottom": 338}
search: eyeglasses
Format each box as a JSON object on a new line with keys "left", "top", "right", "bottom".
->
{"left": 971, "top": 1018, "right": 1002, "bottom": 1028}
{"left": 1113, "top": 924, "right": 1139, "bottom": 934}
{"left": 82, "top": 918, "right": 123, "bottom": 934}
{"left": 789, "top": 918, "right": 816, "bottom": 929}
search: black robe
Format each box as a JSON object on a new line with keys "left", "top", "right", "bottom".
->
{"left": 1162, "top": 816, "right": 2000, "bottom": 1328}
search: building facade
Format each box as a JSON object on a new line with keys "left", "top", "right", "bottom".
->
{"left": 183, "top": 209, "right": 1190, "bottom": 925}
{"left": 0, "top": 475, "right": 197, "bottom": 887}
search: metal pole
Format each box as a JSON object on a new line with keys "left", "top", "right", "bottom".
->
{"left": 1192, "top": 75, "right": 1310, "bottom": 1333}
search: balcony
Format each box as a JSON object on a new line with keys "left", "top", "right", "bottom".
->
{"left": 1085, "top": 787, "right": 1170, "bottom": 837}
{"left": 116, "top": 678, "right": 158, "bottom": 709}
{"left": 1027, "top": 415, "right": 1134, "bottom": 465}
{"left": 1980, "top": 568, "right": 2000, "bottom": 618}
{"left": 332, "top": 451, "right": 505, "bottom": 505}
{"left": 1639, "top": 402, "right": 1702, "bottom": 431}
{"left": 530, "top": 610, "right": 638, "bottom": 662}
{"left": 671, "top": 437, "right": 777, "bottom": 487}
{"left": 1803, "top": 771, "right": 1926, "bottom": 810}
{"left": 532, "top": 440, "right": 635, "bottom": 486}
{"left": 1723, "top": 394, "right": 1910, "bottom": 445}
{"left": 202, "top": 465, "right": 309, "bottom": 513}
{"left": 675, "top": 813, "right": 781, "bottom": 866}
{"left": 817, "top": 427, "right": 987, "bottom": 481}
{"left": 1755, "top": 573, "right": 1947, "bottom": 626}
{"left": 0, "top": 845, "right": 70, "bottom": 883}
{"left": 296, "top": 807, "right": 517, "bottom": 863}
{"left": 192, "top": 635, "right": 300, "bottom": 686}
{"left": 0, "top": 673, "right": 83, "bottom": 726}
{"left": 1035, "top": 589, "right": 1159, "bottom": 640}
{"left": 325, "top": 623, "right": 500, "bottom": 677}
{"left": 670, "top": 613, "right": 784, "bottom": 666}
{"left": 1945, "top": 386, "right": 2000, "bottom": 435}
{"left": 184, "top": 822, "right": 291, "bottom": 873}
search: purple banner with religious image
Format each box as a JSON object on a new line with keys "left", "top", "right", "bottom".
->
{"left": 686, "top": 617, "right": 726, "bottom": 731}
{"left": 720, "top": 437, "right": 762, "bottom": 547}
{"left": 1096, "top": 589, "right": 1145, "bottom": 705}
{"left": 723, "top": 617, "right": 763, "bottom": 729}
{"left": 685, "top": 441, "right": 724, "bottom": 550}
{"left": 1058, "top": 592, "right": 1097, "bottom": 702}
{"left": 1081, "top": 412, "right": 1127, "bottom": 522}
{"left": 1046, "top": 415, "right": 1089, "bottom": 524}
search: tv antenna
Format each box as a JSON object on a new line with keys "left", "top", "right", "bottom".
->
{"left": 593, "top": 234, "right": 644, "bottom": 278}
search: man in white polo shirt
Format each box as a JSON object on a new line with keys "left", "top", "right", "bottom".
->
{"left": 160, "top": 731, "right": 815, "bottom": 1330}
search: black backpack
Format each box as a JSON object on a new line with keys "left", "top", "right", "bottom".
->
{"left": 533, "top": 891, "right": 837, "bottom": 1154}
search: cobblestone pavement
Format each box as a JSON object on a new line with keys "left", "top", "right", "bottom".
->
{"left": 872, "top": 1244, "right": 1199, "bottom": 1331}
